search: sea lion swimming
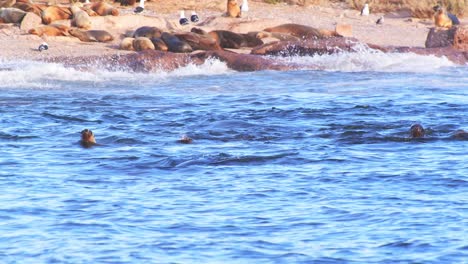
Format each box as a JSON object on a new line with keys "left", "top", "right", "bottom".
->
{"left": 410, "top": 124, "right": 425, "bottom": 138}
{"left": 177, "top": 135, "right": 193, "bottom": 144}
{"left": 80, "top": 128, "right": 96, "bottom": 147}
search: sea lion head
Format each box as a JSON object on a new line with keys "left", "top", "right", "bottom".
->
{"left": 410, "top": 124, "right": 425, "bottom": 138}
{"left": 80, "top": 128, "right": 96, "bottom": 146}
{"left": 433, "top": 5, "right": 443, "bottom": 12}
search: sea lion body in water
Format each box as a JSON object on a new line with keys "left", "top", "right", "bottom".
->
{"left": 410, "top": 124, "right": 425, "bottom": 138}
{"left": 0, "top": 7, "right": 27, "bottom": 23}
{"left": 264, "top": 23, "right": 339, "bottom": 40}
{"left": 133, "top": 26, "right": 162, "bottom": 39}
{"left": 69, "top": 28, "right": 114, "bottom": 42}
{"left": 227, "top": 0, "right": 241, "bottom": 18}
{"left": 80, "top": 129, "right": 96, "bottom": 148}
{"left": 28, "top": 24, "right": 69, "bottom": 36}
{"left": 71, "top": 5, "right": 91, "bottom": 30}
{"left": 41, "top": 5, "right": 72, "bottom": 25}
{"left": 161, "top": 32, "right": 192, "bottom": 53}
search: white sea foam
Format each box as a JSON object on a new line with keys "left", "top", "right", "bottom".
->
{"left": 0, "top": 51, "right": 460, "bottom": 89}
{"left": 0, "top": 58, "right": 232, "bottom": 89}
{"left": 277, "top": 48, "right": 456, "bottom": 73}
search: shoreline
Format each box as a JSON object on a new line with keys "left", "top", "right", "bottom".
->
{"left": 0, "top": 0, "right": 467, "bottom": 67}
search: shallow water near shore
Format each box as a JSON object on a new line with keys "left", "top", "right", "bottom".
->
{"left": 0, "top": 52, "right": 467, "bottom": 263}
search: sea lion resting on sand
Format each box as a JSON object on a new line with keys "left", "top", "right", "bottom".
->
{"left": 161, "top": 32, "right": 192, "bottom": 53}
{"left": 41, "top": 5, "right": 72, "bottom": 24}
{"left": 209, "top": 30, "right": 263, "bottom": 49}
{"left": 71, "top": 5, "right": 91, "bottom": 30}
{"left": 176, "top": 31, "right": 221, "bottom": 51}
{"left": 0, "top": 7, "right": 26, "bottom": 23}
{"left": 132, "top": 37, "right": 155, "bottom": 51}
{"left": 227, "top": 0, "right": 241, "bottom": 18}
{"left": 12, "top": 2, "right": 44, "bottom": 17}
{"left": 90, "top": 1, "right": 119, "bottom": 16}
{"left": 133, "top": 26, "right": 162, "bottom": 39}
{"left": 256, "top": 31, "right": 301, "bottom": 42}
{"left": 0, "top": 0, "right": 15, "bottom": 8}
{"left": 264, "top": 23, "right": 340, "bottom": 40}
{"left": 29, "top": 23, "right": 69, "bottom": 36}
{"left": 69, "top": 28, "right": 113, "bottom": 42}
{"left": 80, "top": 128, "right": 96, "bottom": 147}
{"left": 120, "top": 37, "right": 135, "bottom": 51}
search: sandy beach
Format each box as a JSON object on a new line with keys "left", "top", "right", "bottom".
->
{"left": 0, "top": 0, "right": 466, "bottom": 62}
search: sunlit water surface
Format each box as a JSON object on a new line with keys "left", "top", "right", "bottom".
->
{"left": 0, "top": 52, "right": 467, "bottom": 263}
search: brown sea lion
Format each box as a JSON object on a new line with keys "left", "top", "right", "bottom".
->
{"left": 12, "top": 2, "right": 44, "bottom": 17}
{"left": 177, "top": 135, "right": 193, "bottom": 144}
{"left": 41, "top": 5, "right": 72, "bottom": 25}
{"left": 209, "top": 30, "right": 262, "bottom": 49}
{"left": 71, "top": 5, "right": 91, "bottom": 30}
{"left": 161, "top": 32, "right": 192, "bottom": 53}
{"left": 227, "top": 0, "right": 241, "bottom": 18}
{"left": 175, "top": 32, "right": 221, "bottom": 51}
{"left": 28, "top": 23, "right": 69, "bottom": 36}
{"left": 410, "top": 124, "right": 425, "bottom": 138}
{"left": 451, "top": 130, "right": 468, "bottom": 139}
{"left": 0, "top": 7, "right": 26, "bottom": 23}
{"left": 80, "top": 128, "right": 96, "bottom": 148}
{"left": 120, "top": 37, "right": 135, "bottom": 51}
{"left": 149, "top": 37, "right": 168, "bottom": 51}
{"left": 90, "top": 1, "right": 119, "bottom": 16}
{"left": 256, "top": 31, "right": 300, "bottom": 42}
{"left": 433, "top": 5, "right": 452, "bottom": 28}
{"left": 264, "top": 23, "right": 339, "bottom": 40}
{"left": 69, "top": 28, "right": 114, "bottom": 42}
{"left": 133, "top": 26, "right": 162, "bottom": 39}
{"left": 116, "top": 0, "right": 136, "bottom": 6}
{"left": 133, "top": 37, "right": 155, "bottom": 51}
{"left": 0, "top": 0, "right": 16, "bottom": 8}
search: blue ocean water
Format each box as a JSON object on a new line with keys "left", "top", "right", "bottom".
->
{"left": 0, "top": 51, "right": 467, "bottom": 263}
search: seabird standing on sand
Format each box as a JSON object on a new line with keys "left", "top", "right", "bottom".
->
{"left": 361, "top": 2, "right": 369, "bottom": 16}
{"left": 179, "top": 10, "right": 189, "bottom": 26}
{"left": 241, "top": 0, "right": 249, "bottom": 13}
{"left": 190, "top": 11, "right": 199, "bottom": 23}
{"left": 376, "top": 16, "right": 384, "bottom": 24}
{"left": 134, "top": 0, "right": 145, "bottom": 14}
{"left": 38, "top": 42, "right": 48, "bottom": 52}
